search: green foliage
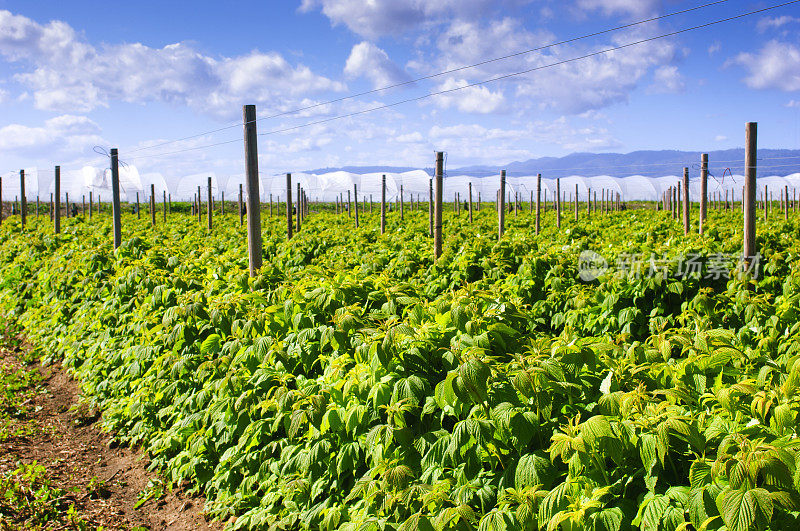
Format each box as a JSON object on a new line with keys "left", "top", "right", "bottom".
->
{"left": 1, "top": 204, "right": 800, "bottom": 529}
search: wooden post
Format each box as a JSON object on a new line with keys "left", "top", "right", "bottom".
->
{"left": 286, "top": 173, "right": 293, "bottom": 239}
{"left": 243, "top": 105, "right": 263, "bottom": 275}
{"left": 206, "top": 178, "right": 212, "bottom": 231}
{"left": 110, "top": 149, "right": 122, "bottom": 249}
{"left": 354, "top": 184, "right": 359, "bottom": 228}
{"left": 764, "top": 185, "right": 768, "bottom": 221}
{"left": 434, "top": 154, "right": 444, "bottom": 259}
{"left": 535, "top": 174, "right": 541, "bottom": 235}
{"left": 150, "top": 184, "right": 156, "bottom": 227}
{"left": 744, "top": 122, "right": 757, "bottom": 267}
{"left": 19, "top": 170, "right": 26, "bottom": 229}
{"left": 66, "top": 192, "right": 69, "bottom": 218}
{"left": 556, "top": 178, "right": 561, "bottom": 229}
{"left": 238, "top": 184, "right": 244, "bottom": 226}
{"left": 498, "top": 170, "right": 506, "bottom": 238}
{"left": 54, "top": 167, "right": 61, "bottom": 234}
{"left": 478, "top": 191, "right": 481, "bottom": 211}
{"left": 786, "top": 185, "right": 790, "bottom": 221}
{"left": 136, "top": 192, "right": 141, "bottom": 219}
{"left": 163, "top": 190, "right": 166, "bottom": 222}
{"left": 514, "top": 191, "right": 518, "bottom": 217}
{"left": 682, "top": 167, "right": 690, "bottom": 235}
{"left": 400, "top": 185, "right": 404, "bottom": 221}
{"left": 700, "top": 154, "right": 708, "bottom": 234}
{"left": 468, "top": 182, "right": 473, "bottom": 223}
{"left": 98, "top": 194, "right": 101, "bottom": 214}
{"left": 347, "top": 189, "right": 351, "bottom": 217}
{"left": 197, "top": 186, "right": 202, "bottom": 223}
{"left": 296, "top": 182, "right": 301, "bottom": 232}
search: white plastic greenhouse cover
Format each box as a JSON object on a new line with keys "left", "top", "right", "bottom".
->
{"left": 6, "top": 166, "right": 800, "bottom": 203}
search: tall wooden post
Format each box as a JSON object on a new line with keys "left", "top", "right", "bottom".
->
{"left": 286, "top": 173, "right": 293, "bottom": 239}
{"left": 468, "top": 182, "right": 473, "bottom": 223}
{"left": 151, "top": 184, "right": 157, "bottom": 227}
{"left": 743, "top": 122, "right": 757, "bottom": 266}
{"left": 354, "top": 184, "right": 359, "bottom": 228}
{"left": 700, "top": 154, "right": 708, "bottom": 234}
{"left": 400, "top": 185, "right": 404, "bottom": 221}
{"left": 498, "top": 170, "right": 506, "bottom": 238}
{"left": 110, "top": 149, "right": 122, "bottom": 249}
{"left": 347, "top": 189, "right": 351, "bottom": 217}
{"left": 136, "top": 192, "right": 141, "bottom": 219}
{"left": 243, "top": 104, "right": 262, "bottom": 275}
{"left": 197, "top": 186, "right": 202, "bottom": 223}
{"left": 434, "top": 153, "right": 444, "bottom": 260}
{"left": 206, "top": 178, "right": 212, "bottom": 231}
{"left": 239, "top": 184, "right": 244, "bottom": 226}
{"left": 587, "top": 188, "right": 591, "bottom": 216}
{"left": 764, "top": 185, "right": 768, "bottom": 222}
{"left": 296, "top": 182, "right": 301, "bottom": 232}
{"left": 54, "top": 167, "right": 61, "bottom": 234}
{"left": 163, "top": 190, "right": 166, "bottom": 222}
{"left": 89, "top": 191, "right": 93, "bottom": 219}
{"left": 682, "top": 167, "right": 690, "bottom": 235}
{"left": 19, "top": 170, "right": 26, "bottom": 229}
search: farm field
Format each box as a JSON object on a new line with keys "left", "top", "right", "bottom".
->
{"left": 0, "top": 202, "right": 799, "bottom": 531}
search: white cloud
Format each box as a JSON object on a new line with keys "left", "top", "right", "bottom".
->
{"left": 431, "top": 78, "right": 506, "bottom": 114}
{"left": 715, "top": 135, "right": 727, "bottom": 142}
{"left": 787, "top": 100, "right": 800, "bottom": 108}
{"left": 648, "top": 65, "right": 684, "bottom": 94}
{"left": 0, "top": 115, "right": 105, "bottom": 156}
{"left": 576, "top": 0, "right": 659, "bottom": 18}
{"left": 344, "top": 41, "right": 410, "bottom": 89}
{"left": 429, "top": 117, "right": 622, "bottom": 157}
{"left": 417, "top": 18, "right": 678, "bottom": 114}
{"left": 0, "top": 88, "right": 7, "bottom": 103}
{"left": 299, "top": 0, "right": 527, "bottom": 39}
{"left": 396, "top": 131, "right": 423, "bottom": 143}
{"left": 756, "top": 16, "right": 800, "bottom": 33}
{"left": 708, "top": 41, "right": 721, "bottom": 56}
{"left": 733, "top": 40, "right": 800, "bottom": 92}
{"left": 0, "top": 10, "right": 345, "bottom": 117}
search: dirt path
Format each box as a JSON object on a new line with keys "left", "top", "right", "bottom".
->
{"left": 0, "top": 342, "right": 223, "bottom": 530}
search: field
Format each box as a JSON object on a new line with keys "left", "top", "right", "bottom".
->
{"left": 0, "top": 200, "right": 799, "bottom": 530}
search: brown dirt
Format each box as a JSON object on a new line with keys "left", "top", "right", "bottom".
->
{"left": 0, "top": 345, "right": 224, "bottom": 531}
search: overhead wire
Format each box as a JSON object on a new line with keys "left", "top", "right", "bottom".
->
{"left": 125, "top": 0, "right": 800, "bottom": 163}
{"left": 121, "top": 0, "right": 735, "bottom": 156}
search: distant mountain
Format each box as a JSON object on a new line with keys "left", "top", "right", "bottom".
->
{"left": 307, "top": 149, "right": 800, "bottom": 178}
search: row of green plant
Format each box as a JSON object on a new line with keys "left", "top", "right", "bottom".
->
{"left": 0, "top": 204, "right": 798, "bottom": 530}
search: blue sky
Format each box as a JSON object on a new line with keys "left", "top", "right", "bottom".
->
{"left": 0, "top": 0, "right": 799, "bottom": 180}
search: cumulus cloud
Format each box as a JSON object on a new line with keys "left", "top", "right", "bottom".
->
{"left": 733, "top": 40, "right": 800, "bottom": 91}
{"left": 708, "top": 41, "right": 721, "bottom": 56}
{"left": 429, "top": 117, "right": 622, "bottom": 157}
{"left": 431, "top": 78, "right": 506, "bottom": 114}
{"left": 576, "top": 0, "right": 659, "bottom": 18}
{"left": 0, "top": 10, "right": 345, "bottom": 117}
{"left": 299, "top": 0, "right": 529, "bottom": 39}
{"left": 648, "top": 65, "right": 685, "bottom": 94}
{"left": 416, "top": 17, "right": 678, "bottom": 114}
{"left": 396, "top": 131, "right": 423, "bottom": 143}
{"left": 756, "top": 16, "right": 800, "bottom": 33}
{"left": 0, "top": 115, "right": 105, "bottom": 156}
{"left": 344, "top": 42, "right": 410, "bottom": 89}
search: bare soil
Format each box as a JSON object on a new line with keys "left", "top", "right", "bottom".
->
{"left": 0, "top": 344, "right": 224, "bottom": 530}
